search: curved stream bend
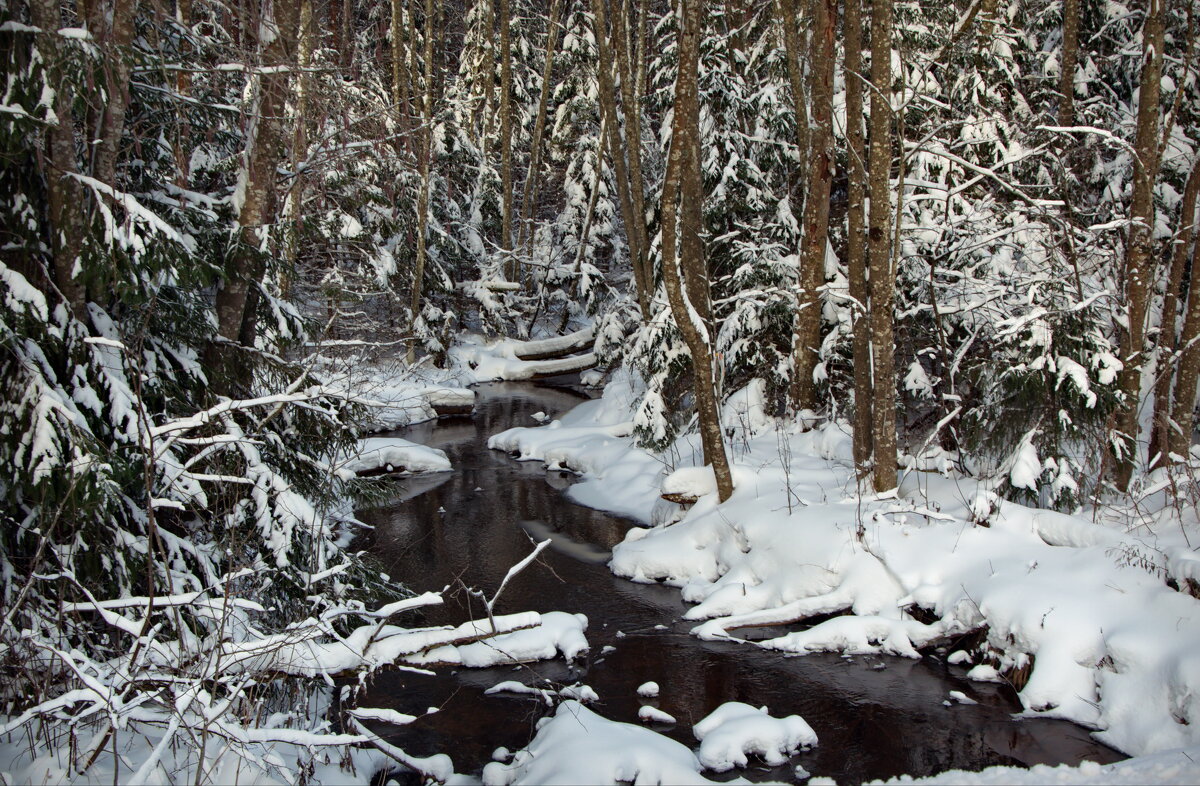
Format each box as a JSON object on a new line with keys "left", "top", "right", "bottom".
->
{"left": 357, "top": 380, "right": 1124, "bottom": 784}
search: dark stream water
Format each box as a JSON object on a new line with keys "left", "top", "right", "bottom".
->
{"left": 356, "top": 380, "right": 1124, "bottom": 784}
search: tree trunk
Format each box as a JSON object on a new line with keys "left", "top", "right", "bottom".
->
{"left": 518, "top": 0, "right": 564, "bottom": 254}
{"left": 499, "top": 0, "right": 515, "bottom": 274}
{"left": 1113, "top": 0, "right": 1165, "bottom": 489}
{"left": 845, "top": 0, "right": 872, "bottom": 476}
{"left": 391, "top": 0, "right": 413, "bottom": 130}
{"left": 790, "top": 0, "right": 836, "bottom": 412}
{"left": 777, "top": 0, "right": 809, "bottom": 198}
{"left": 407, "top": 0, "right": 437, "bottom": 362}
{"left": 867, "top": 0, "right": 897, "bottom": 492}
{"left": 592, "top": 0, "right": 650, "bottom": 319}
{"left": 93, "top": 0, "right": 138, "bottom": 191}
{"left": 611, "top": 0, "right": 651, "bottom": 315}
{"left": 30, "top": 0, "right": 87, "bottom": 320}
{"left": 1166, "top": 157, "right": 1200, "bottom": 463}
{"left": 1150, "top": 160, "right": 1200, "bottom": 468}
{"left": 213, "top": 0, "right": 301, "bottom": 355}
{"left": 660, "top": 0, "right": 734, "bottom": 503}
{"left": 1058, "top": 0, "right": 1080, "bottom": 126}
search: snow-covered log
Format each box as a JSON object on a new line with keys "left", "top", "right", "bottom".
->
{"left": 511, "top": 326, "right": 597, "bottom": 361}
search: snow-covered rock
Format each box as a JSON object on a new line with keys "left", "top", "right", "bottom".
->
{"left": 692, "top": 702, "right": 817, "bottom": 772}
{"left": 337, "top": 437, "right": 451, "bottom": 476}
{"left": 481, "top": 701, "right": 727, "bottom": 785}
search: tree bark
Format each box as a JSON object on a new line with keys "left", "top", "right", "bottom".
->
{"left": 777, "top": 0, "right": 809, "bottom": 198}
{"left": 1113, "top": 0, "right": 1165, "bottom": 489}
{"left": 1150, "top": 160, "right": 1200, "bottom": 468}
{"left": 1166, "top": 157, "right": 1200, "bottom": 463}
{"left": 1058, "top": 0, "right": 1080, "bottom": 126}
{"left": 867, "top": 0, "right": 897, "bottom": 492}
{"left": 213, "top": 0, "right": 301, "bottom": 353}
{"left": 29, "top": 0, "right": 88, "bottom": 320}
{"left": 407, "top": 0, "right": 437, "bottom": 362}
{"left": 845, "top": 0, "right": 872, "bottom": 475}
{"left": 499, "top": 0, "right": 515, "bottom": 273}
{"left": 592, "top": 0, "right": 650, "bottom": 319}
{"left": 93, "top": 0, "right": 138, "bottom": 191}
{"left": 610, "top": 0, "right": 651, "bottom": 314}
{"left": 518, "top": 0, "right": 564, "bottom": 254}
{"left": 790, "top": 0, "right": 836, "bottom": 412}
{"left": 660, "top": 0, "right": 734, "bottom": 503}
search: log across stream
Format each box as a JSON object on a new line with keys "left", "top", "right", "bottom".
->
{"left": 355, "top": 380, "right": 1124, "bottom": 784}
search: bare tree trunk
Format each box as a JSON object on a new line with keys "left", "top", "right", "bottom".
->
{"left": 660, "top": 0, "right": 734, "bottom": 503}
{"left": 518, "top": 0, "right": 564, "bottom": 254}
{"left": 499, "top": 0, "right": 515, "bottom": 275}
{"left": 592, "top": 0, "right": 650, "bottom": 319}
{"left": 1150, "top": 161, "right": 1200, "bottom": 468}
{"left": 391, "top": 0, "right": 413, "bottom": 128}
{"left": 867, "top": 0, "right": 897, "bottom": 492}
{"left": 1113, "top": 0, "right": 1165, "bottom": 489}
{"left": 1166, "top": 157, "right": 1200, "bottom": 463}
{"left": 213, "top": 0, "right": 301, "bottom": 357}
{"left": 1058, "top": 0, "right": 1080, "bottom": 126}
{"left": 283, "top": 0, "right": 315, "bottom": 300}
{"left": 175, "top": 0, "right": 194, "bottom": 185}
{"left": 777, "top": 0, "right": 809, "bottom": 194}
{"left": 407, "top": 0, "right": 437, "bottom": 362}
{"left": 845, "top": 0, "right": 872, "bottom": 475}
{"left": 790, "top": 0, "right": 836, "bottom": 412}
{"left": 611, "top": 0, "right": 651, "bottom": 312}
{"left": 29, "top": 0, "right": 87, "bottom": 320}
{"left": 93, "top": 0, "right": 138, "bottom": 191}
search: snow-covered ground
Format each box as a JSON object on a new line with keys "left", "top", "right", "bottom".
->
{"left": 491, "top": 368, "right": 1200, "bottom": 782}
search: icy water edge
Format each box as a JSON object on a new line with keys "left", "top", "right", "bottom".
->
{"left": 354, "top": 380, "right": 1124, "bottom": 785}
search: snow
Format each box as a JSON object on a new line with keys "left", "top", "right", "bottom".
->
{"left": 870, "top": 747, "right": 1200, "bottom": 785}
{"left": 638, "top": 706, "right": 678, "bottom": 724}
{"left": 481, "top": 701, "right": 734, "bottom": 786}
{"left": 491, "top": 369, "right": 1200, "bottom": 766}
{"left": 692, "top": 702, "right": 818, "bottom": 772}
{"left": 485, "top": 680, "right": 599, "bottom": 705}
{"left": 336, "top": 437, "right": 452, "bottom": 476}
{"left": 637, "top": 681, "right": 660, "bottom": 697}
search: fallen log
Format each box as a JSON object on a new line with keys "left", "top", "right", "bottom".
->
{"left": 512, "top": 326, "right": 597, "bottom": 361}
{"left": 520, "top": 352, "right": 599, "bottom": 380}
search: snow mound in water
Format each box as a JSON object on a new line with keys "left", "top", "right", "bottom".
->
{"left": 481, "top": 701, "right": 735, "bottom": 785}
{"left": 693, "top": 702, "right": 817, "bottom": 772}
{"left": 337, "top": 437, "right": 451, "bottom": 475}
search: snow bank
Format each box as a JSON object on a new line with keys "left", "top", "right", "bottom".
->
{"left": 481, "top": 701, "right": 729, "bottom": 786}
{"left": 337, "top": 437, "right": 452, "bottom": 476}
{"left": 492, "top": 371, "right": 1200, "bottom": 761}
{"left": 693, "top": 702, "right": 817, "bottom": 772}
{"left": 870, "top": 746, "right": 1200, "bottom": 785}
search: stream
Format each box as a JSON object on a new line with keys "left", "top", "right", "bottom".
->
{"left": 356, "top": 379, "right": 1124, "bottom": 784}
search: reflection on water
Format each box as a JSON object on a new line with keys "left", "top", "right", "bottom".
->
{"left": 356, "top": 380, "right": 1124, "bottom": 784}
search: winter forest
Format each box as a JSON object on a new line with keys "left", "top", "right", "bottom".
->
{"left": 3, "top": 0, "right": 1200, "bottom": 780}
